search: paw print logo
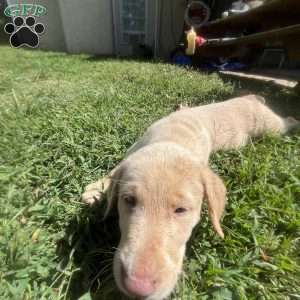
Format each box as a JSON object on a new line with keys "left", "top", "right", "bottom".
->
{"left": 4, "top": 16, "right": 45, "bottom": 48}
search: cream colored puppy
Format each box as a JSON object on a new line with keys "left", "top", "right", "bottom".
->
{"left": 82, "top": 95, "right": 299, "bottom": 300}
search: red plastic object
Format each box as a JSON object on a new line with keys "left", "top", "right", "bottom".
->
{"left": 195, "top": 35, "right": 206, "bottom": 47}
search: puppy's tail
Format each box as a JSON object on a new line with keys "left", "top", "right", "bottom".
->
{"left": 281, "top": 116, "right": 300, "bottom": 134}
{"left": 257, "top": 100, "right": 300, "bottom": 135}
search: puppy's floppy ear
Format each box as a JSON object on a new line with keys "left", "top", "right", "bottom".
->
{"left": 200, "top": 167, "right": 227, "bottom": 238}
{"left": 104, "top": 165, "right": 123, "bottom": 218}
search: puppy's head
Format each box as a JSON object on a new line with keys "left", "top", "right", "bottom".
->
{"left": 107, "top": 146, "right": 226, "bottom": 299}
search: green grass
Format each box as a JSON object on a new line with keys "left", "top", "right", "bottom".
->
{"left": 0, "top": 46, "right": 299, "bottom": 300}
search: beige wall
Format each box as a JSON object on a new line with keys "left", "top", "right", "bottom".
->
{"left": 7, "top": 0, "right": 114, "bottom": 54}
{"left": 157, "top": 0, "right": 186, "bottom": 58}
{"left": 39, "top": 0, "right": 66, "bottom": 51}
{"left": 59, "top": 0, "right": 114, "bottom": 55}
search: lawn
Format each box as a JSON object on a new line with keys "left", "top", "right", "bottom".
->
{"left": 0, "top": 46, "right": 299, "bottom": 300}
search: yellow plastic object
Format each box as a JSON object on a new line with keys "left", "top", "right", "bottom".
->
{"left": 185, "top": 27, "right": 196, "bottom": 55}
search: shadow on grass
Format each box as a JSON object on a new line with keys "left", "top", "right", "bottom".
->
{"left": 86, "top": 55, "right": 119, "bottom": 62}
{"left": 221, "top": 74, "right": 300, "bottom": 120}
{"left": 86, "top": 45, "right": 154, "bottom": 63}
{"left": 85, "top": 55, "right": 161, "bottom": 65}
{"left": 56, "top": 202, "right": 123, "bottom": 300}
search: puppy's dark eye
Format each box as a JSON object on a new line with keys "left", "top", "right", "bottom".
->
{"left": 174, "top": 207, "right": 187, "bottom": 214}
{"left": 124, "top": 196, "right": 136, "bottom": 208}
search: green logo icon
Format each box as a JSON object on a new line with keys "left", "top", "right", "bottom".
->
{"left": 4, "top": 4, "right": 47, "bottom": 17}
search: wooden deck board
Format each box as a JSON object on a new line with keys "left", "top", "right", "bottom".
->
{"left": 219, "top": 70, "right": 299, "bottom": 88}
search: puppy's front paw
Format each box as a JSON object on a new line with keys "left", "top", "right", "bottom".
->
{"left": 82, "top": 189, "right": 102, "bottom": 205}
{"left": 82, "top": 181, "right": 105, "bottom": 205}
